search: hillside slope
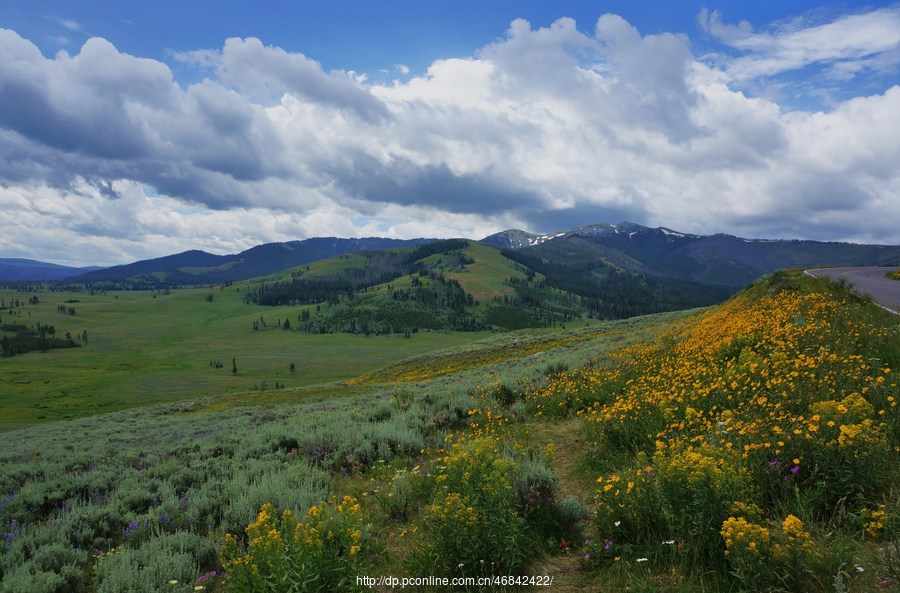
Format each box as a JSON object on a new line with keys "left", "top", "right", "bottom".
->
{"left": 241, "top": 238, "right": 728, "bottom": 332}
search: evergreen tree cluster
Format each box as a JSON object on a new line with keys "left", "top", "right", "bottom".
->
{"left": 500, "top": 249, "right": 730, "bottom": 319}
{"left": 1, "top": 321, "right": 80, "bottom": 357}
{"left": 489, "top": 275, "right": 583, "bottom": 328}
{"left": 295, "top": 272, "right": 485, "bottom": 335}
{"left": 0, "top": 297, "right": 25, "bottom": 309}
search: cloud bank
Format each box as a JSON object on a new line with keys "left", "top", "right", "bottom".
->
{"left": 1, "top": 7, "right": 899, "bottom": 266}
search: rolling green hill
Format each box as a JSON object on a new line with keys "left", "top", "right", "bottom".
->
{"left": 239, "top": 237, "right": 731, "bottom": 334}
{"left": 0, "top": 239, "right": 590, "bottom": 427}
{"left": 5, "top": 224, "right": 896, "bottom": 428}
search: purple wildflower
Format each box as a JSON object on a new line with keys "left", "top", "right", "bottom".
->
{"left": 198, "top": 571, "right": 218, "bottom": 583}
{"left": 122, "top": 520, "right": 141, "bottom": 539}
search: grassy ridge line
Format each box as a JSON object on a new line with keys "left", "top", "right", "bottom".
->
{"left": 0, "top": 229, "right": 650, "bottom": 429}
{"left": 349, "top": 309, "right": 697, "bottom": 385}
{"left": 245, "top": 252, "right": 370, "bottom": 284}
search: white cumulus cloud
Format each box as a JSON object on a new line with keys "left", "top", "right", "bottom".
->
{"left": 0, "top": 6, "right": 898, "bottom": 266}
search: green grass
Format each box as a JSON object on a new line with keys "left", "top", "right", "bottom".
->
{"left": 198, "top": 311, "right": 692, "bottom": 417}
{"left": 0, "top": 301, "right": 667, "bottom": 593}
{"left": 288, "top": 252, "right": 370, "bottom": 278}
{"left": 445, "top": 241, "right": 530, "bottom": 301}
{"left": 0, "top": 239, "right": 621, "bottom": 428}
{"left": 0, "top": 286, "right": 491, "bottom": 428}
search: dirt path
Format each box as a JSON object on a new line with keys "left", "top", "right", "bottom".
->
{"left": 527, "top": 417, "right": 595, "bottom": 501}
{"left": 525, "top": 418, "right": 597, "bottom": 591}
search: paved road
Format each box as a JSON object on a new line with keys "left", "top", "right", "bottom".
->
{"left": 805, "top": 267, "right": 900, "bottom": 315}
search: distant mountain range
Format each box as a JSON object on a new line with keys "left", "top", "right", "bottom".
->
{"left": 480, "top": 222, "right": 653, "bottom": 248}
{"left": 0, "top": 259, "right": 105, "bottom": 282}
{"left": 23, "top": 237, "right": 432, "bottom": 284}
{"left": 481, "top": 222, "right": 900, "bottom": 289}
{"left": 2, "top": 223, "right": 898, "bottom": 286}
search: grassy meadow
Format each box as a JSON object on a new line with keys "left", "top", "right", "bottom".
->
{"left": 0, "top": 285, "right": 491, "bottom": 428}
{"left": 1, "top": 271, "right": 897, "bottom": 592}
{"left": 441, "top": 242, "right": 530, "bottom": 301}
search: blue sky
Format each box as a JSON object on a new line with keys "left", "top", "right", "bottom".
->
{"left": 1, "top": 1, "right": 872, "bottom": 82}
{"left": 1, "top": 1, "right": 899, "bottom": 265}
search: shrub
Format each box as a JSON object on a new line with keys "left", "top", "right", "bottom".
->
{"left": 592, "top": 396, "right": 669, "bottom": 457}
{"left": 419, "top": 437, "right": 527, "bottom": 578}
{"left": 367, "top": 399, "right": 393, "bottom": 422}
{"left": 795, "top": 395, "right": 891, "bottom": 510}
{"left": 593, "top": 461, "right": 666, "bottom": 564}
{"left": 554, "top": 497, "right": 588, "bottom": 545}
{"left": 720, "top": 516, "right": 773, "bottom": 590}
{"left": 379, "top": 469, "right": 415, "bottom": 522}
{"left": 654, "top": 444, "right": 754, "bottom": 567}
{"left": 721, "top": 514, "right": 818, "bottom": 592}
{"left": 489, "top": 382, "right": 520, "bottom": 407}
{"left": 94, "top": 532, "right": 216, "bottom": 593}
{"left": 592, "top": 444, "right": 754, "bottom": 570}
{"left": 63, "top": 504, "right": 125, "bottom": 550}
{"left": 525, "top": 366, "right": 618, "bottom": 418}
{"left": 219, "top": 458, "right": 330, "bottom": 537}
{"left": 513, "top": 456, "right": 585, "bottom": 546}
{"left": 0, "top": 566, "right": 74, "bottom": 593}
{"left": 222, "top": 496, "right": 372, "bottom": 593}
